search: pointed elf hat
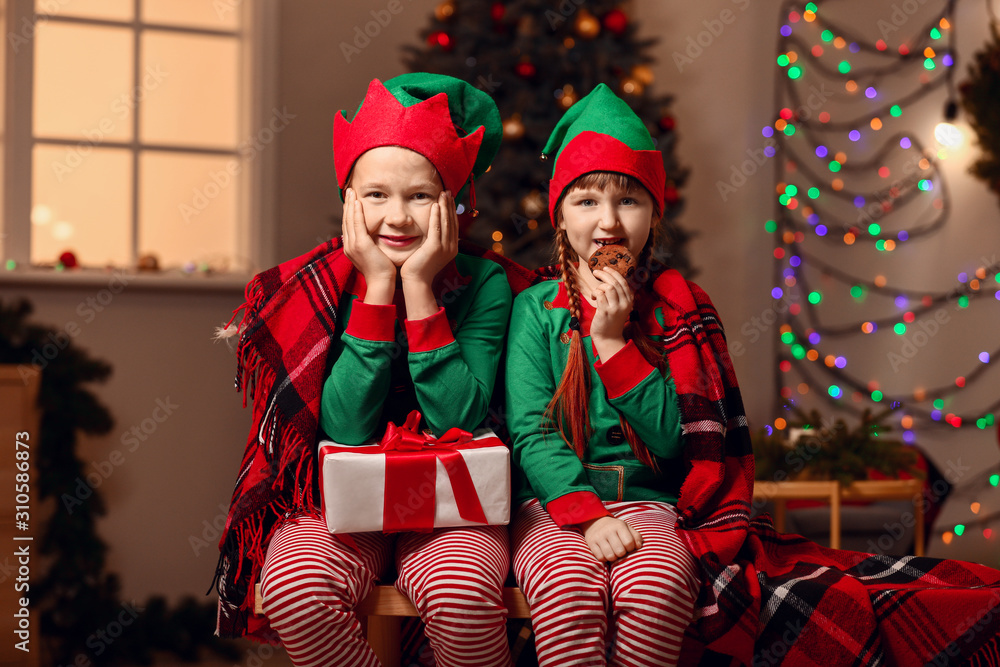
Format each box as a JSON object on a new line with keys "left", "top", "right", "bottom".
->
{"left": 542, "top": 83, "right": 665, "bottom": 224}
{"left": 334, "top": 73, "right": 501, "bottom": 205}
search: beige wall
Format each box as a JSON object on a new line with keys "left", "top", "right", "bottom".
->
{"left": 6, "top": 0, "right": 1000, "bottom": 606}
{"left": 10, "top": 281, "right": 250, "bottom": 604}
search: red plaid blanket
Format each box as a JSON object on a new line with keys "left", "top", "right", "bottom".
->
{"left": 652, "top": 268, "right": 1000, "bottom": 666}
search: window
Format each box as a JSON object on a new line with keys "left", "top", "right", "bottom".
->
{"left": 2, "top": 0, "right": 278, "bottom": 275}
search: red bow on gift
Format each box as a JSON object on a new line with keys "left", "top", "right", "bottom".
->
{"left": 378, "top": 411, "right": 490, "bottom": 533}
{"left": 380, "top": 410, "right": 474, "bottom": 452}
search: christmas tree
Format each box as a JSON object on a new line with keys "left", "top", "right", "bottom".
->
{"left": 404, "top": 0, "right": 692, "bottom": 273}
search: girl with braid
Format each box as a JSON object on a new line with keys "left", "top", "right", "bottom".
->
{"left": 505, "top": 84, "right": 699, "bottom": 666}
{"left": 508, "top": 84, "right": 1000, "bottom": 667}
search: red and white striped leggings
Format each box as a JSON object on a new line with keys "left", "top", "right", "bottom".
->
{"left": 260, "top": 515, "right": 512, "bottom": 667}
{"left": 513, "top": 500, "right": 698, "bottom": 667}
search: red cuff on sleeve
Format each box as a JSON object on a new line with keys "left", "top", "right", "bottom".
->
{"left": 345, "top": 301, "right": 397, "bottom": 342}
{"left": 594, "top": 340, "right": 656, "bottom": 400}
{"left": 545, "top": 491, "right": 611, "bottom": 527}
{"left": 404, "top": 307, "right": 455, "bottom": 352}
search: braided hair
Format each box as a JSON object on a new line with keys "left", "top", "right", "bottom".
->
{"left": 543, "top": 172, "right": 668, "bottom": 471}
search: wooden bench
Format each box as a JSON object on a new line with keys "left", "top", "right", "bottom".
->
{"left": 254, "top": 583, "right": 530, "bottom": 666}
{"left": 752, "top": 479, "right": 925, "bottom": 555}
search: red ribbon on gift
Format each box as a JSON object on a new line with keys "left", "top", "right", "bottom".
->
{"left": 378, "top": 411, "right": 492, "bottom": 533}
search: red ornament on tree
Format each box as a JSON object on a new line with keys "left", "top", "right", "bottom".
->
{"left": 427, "top": 31, "right": 453, "bottom": 51}
{"left": 490, "top": 2, "right": 504, "bottom": 22}
{"left": 658, "top": 115, "right": 675, "bottom": 132}
{"left": 603, "top": 8, "right": 628, "bottom": 36}
{"left": 58, "top": 250, "right": 78, "bottom": 269}
{"left": 515, "top": 61, "right": 536, "bottom": 78}
{"left": 665, "top": 185, "right": 680, "bottom": 206}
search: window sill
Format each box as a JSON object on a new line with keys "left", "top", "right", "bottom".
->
{"left": 0, "top": 266, "right": 252, "bottom": 293}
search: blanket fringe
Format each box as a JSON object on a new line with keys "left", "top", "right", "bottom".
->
{"left": 224, "top": 274, "right": 268, "bottom": 402}
{"left": 969, "top": 633, "right": 1000, "bottom": 667}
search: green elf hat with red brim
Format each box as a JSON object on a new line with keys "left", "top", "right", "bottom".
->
{"left": 542, "top": 83, "right": 665, "bottom": 224}
{"left": 333, "top": 73, "right": 502, "bottom": 210}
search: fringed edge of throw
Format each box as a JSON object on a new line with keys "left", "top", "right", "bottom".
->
{"left": 967, "top": 632, "right": 1000, "bottom": 667}
{"left": 210, "top": 365, "right": 322, "bottom": 637}
{"left": 213, "top": 273, "right": 268, "bottom": 405}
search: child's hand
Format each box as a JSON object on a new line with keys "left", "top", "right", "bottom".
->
{"left": 400, "top": 190, "right": 458, "bottom": 286}
{"left": 580, "top": 515, "right": 643, "bottom": 562}
{"left": 589, "top": 267, "right": 634, "bottom": 359}
{"left": 342, "top": 188, "right": 397, "bottom": 291}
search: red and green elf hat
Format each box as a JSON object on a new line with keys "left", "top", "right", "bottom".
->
{"left": 543, "top": 83, "right": 666, "bottom": 224}
{"left": 333, "top": 72, "right": 502, "bottom": 206}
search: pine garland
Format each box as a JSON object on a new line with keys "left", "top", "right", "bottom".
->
{"left": 0, "top": 300, "right": 238, "bottom": 665}
{"left": 753, "top": 408, "right": 922, "bottom": 486}
{"left": 960, "top": 23, "right": 1000, "bottom": 204}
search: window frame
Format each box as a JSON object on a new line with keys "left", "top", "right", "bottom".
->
{"left": 1, "top": 0, "right": 279, "bottom": 279}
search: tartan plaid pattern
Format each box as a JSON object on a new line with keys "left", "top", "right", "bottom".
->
{"left": 215, "top": 248, "right": 1000, "bottom": 665}
{"left": 749, "top": 522, "right": 1000, "bottom": 665}
{"left": 650, "top": 269, "right": 1000, "bottom": 665}
{"left": 212, "top": 239, "right": 535, "bottom": 640}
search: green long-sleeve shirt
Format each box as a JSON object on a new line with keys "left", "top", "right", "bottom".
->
{"left": 320, "top": 254, "right": 512, "bottom": 443}
{"left": 505, "top": 280, "right": 685, "bottom": 527}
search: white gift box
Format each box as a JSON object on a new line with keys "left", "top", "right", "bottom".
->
{"left": 318, "top": 429, "right": 510, "bottom": 534}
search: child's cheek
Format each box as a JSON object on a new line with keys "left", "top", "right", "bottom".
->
{"left": 360, "top": 203, "right": 379, "bottom": 235}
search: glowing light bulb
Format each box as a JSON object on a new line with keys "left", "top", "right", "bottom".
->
{"left": 31, "top": 205, "right": 53, "bottom": 225}
{"left": 934, "top": 122, "right": 964, "bottom": 148}
{"left": 52, "top": 221, "right": 74, "bottom": 241}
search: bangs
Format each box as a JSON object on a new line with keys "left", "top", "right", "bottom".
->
{"left": 555, "top": 171, "right": 661, "bottom": 219}
{"left": 572, "top": 171, "right": 643, "bottom": 194}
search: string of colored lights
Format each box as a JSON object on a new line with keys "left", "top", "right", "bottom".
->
{"left": 780, "top": 337, "right": 1000, "bottom": 428}
{"left": 937, "top": 467, "right": 1000, "bottom": 546}
{"left": 768, "top": 1, "right": 958, "bottom": 251}
{"left": 773, "top": 139, "right": 950, "bottom": 244}
{"left": 768, "top": 0, "right": 998, "bottom": 436}
{"left": 791, "top": 255, "right": 1000, "bottom": 335}
{"left": 780, "top": 35, "right": 954, "bottom": 132}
